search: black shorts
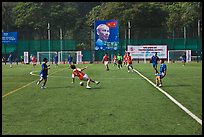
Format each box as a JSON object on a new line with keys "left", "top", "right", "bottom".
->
{"left": 118, "top": 60, "right": 122, "bottom": 64}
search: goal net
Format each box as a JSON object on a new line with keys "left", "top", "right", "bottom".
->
{"left": 168, "top": 50, "right": 191, "bottom": 63}
{"left": 58, "top": 51, "right": 82, "bottom": 64}
{"left": 37, "top": 51, "right": 57, "bottom": 64}
{"left": 37, "top": 51, "right": 83, "bottom": 64}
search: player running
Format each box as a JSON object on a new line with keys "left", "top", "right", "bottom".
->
{"left": 32, "top": 55, "right": 36, "bottom": 68}
{"left": 181, "top": 53, "right": 186, "bottom": 66}
{"left": 37, "top": 58, "right": 50, "bottom": 89}
{"left": 102, "top": 53, "right": 109, "bottom": 71}
{"left": 155, "top": 59, "right": 167, "bottom": 87}
{"left": 127, "top": 52, "right": 134, "bottom": 72}
{"left": 112, "top": 54, "right": 117, "bottom": 66}
{"left": 123, "top": 52, "right": 128, "bottom": 67}
{"left": 117, "top": 53, "right": 123, "bottom": 69}
{"left": 151, "top": 52, "right": 160, "bottom": 74}
{"left": 8, "top": 53, "right": 13, "bottom": 68}
{"left": 54, "top": 53, "right": 58, "bottom": 67}
{"left": 70, "top": 64, "right": 100, "bottom": 89}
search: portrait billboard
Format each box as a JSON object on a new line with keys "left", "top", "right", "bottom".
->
{"left": 94, "top": 20, "right": 119, "bottom": 50}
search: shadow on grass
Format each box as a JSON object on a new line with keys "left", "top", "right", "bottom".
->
{"left": 48, "top": 86, "right": 74, "bottom": 89}
{"left": 163, "top": 84, "right": 191, "bottom": 87}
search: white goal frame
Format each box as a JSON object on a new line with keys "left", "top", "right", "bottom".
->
{"left": 58, "top": 51, "right": 83, "bottom": 64}
{"left": 37, "top": 51, "right": 83, "bottom": 64}
{"left": 37, "top": 51, "right": 57, "bottom": 64}
{"left": 168, "top": 50, "right": 191, "bottom": 63}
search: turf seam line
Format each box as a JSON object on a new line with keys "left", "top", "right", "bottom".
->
{"left": 2, "top": 81, "right": 36, "bottom": 98}
{"left": 133, "top": 68, "right": 202, "bottom": 126}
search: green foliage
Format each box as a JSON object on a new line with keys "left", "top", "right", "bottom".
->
{"left": 2, "top": 2, "right": 202, "bottom": 40}
{"left": 165, "top": 2, "right": 201, "bottom": 34}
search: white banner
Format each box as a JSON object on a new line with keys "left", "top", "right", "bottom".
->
{"left": 24, "top": 51, "right": 29, "bottom": 63}
{"left": 127, "top": 45, "right": 168, "bottom": 59}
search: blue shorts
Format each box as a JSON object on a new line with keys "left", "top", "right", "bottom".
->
{"left": 40, "top": 73, "right": 47, "bottom": 79}
{"left": 156, "top": 73, "right": 165, "bottom": 79}
{"left": 152, "top": 63, "right": 157, "bottom": 68}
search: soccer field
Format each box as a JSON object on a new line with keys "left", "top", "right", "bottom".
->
{"left": 2, "top": 62, "right": 202, "bottom": 135}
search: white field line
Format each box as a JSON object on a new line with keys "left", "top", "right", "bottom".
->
{"left": 133, "top": 68, "right": 202, "bottom": 126}
{"left": 2, "top": 68, "right": 67, "bottom": 98}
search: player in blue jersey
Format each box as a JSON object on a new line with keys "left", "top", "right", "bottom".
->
{"left": 68, "top": 54, "right": 73, "bottom": 65}
{"left": 54, "top": 53, "right": 58, "bottom": 67}
{"left": 181, "top": 53, "right": 186, "bottom": 66}
{"left": 155, "top": 59, "right": 167, "bottom": 87}
{"left": 8, "top": 53, "right": 13, "bottom": 68}
{"left": 151, "top": 52, "right": 160, "bottom": 73}
{"left": 37, "top": 58, "right": 50, "bottom": 89}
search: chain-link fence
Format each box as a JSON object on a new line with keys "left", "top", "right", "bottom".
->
{"left": 2, "top": 37, "right": 202, "bottom": 63}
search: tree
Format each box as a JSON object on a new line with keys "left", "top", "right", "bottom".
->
{"left": 165, "top": 2, "right": 202, "bottom": 38}
{"left": 2, "top": 2, "right": 17, "bottom": 32}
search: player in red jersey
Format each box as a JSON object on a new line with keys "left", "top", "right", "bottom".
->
{"left": 70, "top": 64, "right": 100, "bottom": 89}
{"left": 112, "top": 54, "right": 117, "bottom": 66}
{"left": 102, "top": 53, "right": 109, "bottom": 71}
{"left": 127, "top": 52, "right": 134, "bottom": 72}
{"left": 32, "top": 55, "right": 37, "bottom": 68}
{"left": 123, "top": 52, "right": 128, "bottom": 67}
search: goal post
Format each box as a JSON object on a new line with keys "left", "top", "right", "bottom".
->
{"left": 37, "top": 51, "right": 83, "bottom": 64}
{"left": 58, "top": 51, "right": 82, "bottom": 64}
{"left": 168, "top": 50, "right": 191, "bottom": 63}
{"left": 37, "top": 51, "right": 57, "bottom": 64}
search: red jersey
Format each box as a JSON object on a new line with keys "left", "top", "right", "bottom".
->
{"left": 127, "top": 55, "right": 132, "bottom": 64}
{"left": 103, "top": 55, "right": 109, "bottom": 61}
{"left": 72, "top": 68, "right": 85, "bottom": 80}
{"left": 124, "top": 54, "right": 128, "bottom": 61}
{"left": 113, "top": 55, "right": 116, "bottom": 60}
{"left": 32, "top": 56, "right": 36, "bottom": 63}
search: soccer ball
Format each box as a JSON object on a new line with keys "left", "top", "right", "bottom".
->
{"left": 79, "top": 81, "right": 84, "bottom": 86}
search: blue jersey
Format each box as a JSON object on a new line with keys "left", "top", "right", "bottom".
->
{"left": 159, "top": 63, "right": 167, "bottom": 73}
{"left": 40, "top": 63, "right": 48, "bottom": 75}
{"left": 182, "top": 55, "right": 186, "bottom": 61}
{"left": 54, "top": 55, "right": 58, "bottom": 62}
{"left": 9, "top": 55, "right": 13, "bottom": 62}
{"left": 68, "top": 56, "right": 72, "bottom": 63}
{"left": 151, "top": 55, "right": 159, "bottom": 64}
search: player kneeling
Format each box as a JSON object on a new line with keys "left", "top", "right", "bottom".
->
{"left": 70, "top": 64, "right": 100, "bottom": 89}
{"left": 155, "top": 59, "right": 167, "bottom": 87}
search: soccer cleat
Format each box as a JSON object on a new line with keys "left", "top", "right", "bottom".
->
{"left": 95, "top": 81, "right": 100, "bottom": 85}
{"left": 154, "top": 84, "right": 159, "bottom": 87}
{"left": 41, "top": 86, "right": 47, "bottom": 89}
{"left": 159, "top": 84, "right": 162, "bottom": 87}
{"left": 86, "top": 86, "right": 91, "bottom": 89}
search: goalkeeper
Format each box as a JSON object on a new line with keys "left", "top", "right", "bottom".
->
{"left": 37, "top": 58, "right": 50, "bottom": 89}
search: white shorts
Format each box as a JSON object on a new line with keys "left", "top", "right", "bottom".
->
{"left": 104, "top": 61, "right": 109, "bottom": 66}
{"left": 82, "top": 74, "right": 90, "bottom": 81}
